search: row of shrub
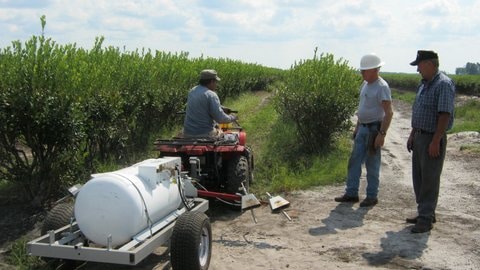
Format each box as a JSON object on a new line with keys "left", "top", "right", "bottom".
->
{"left": 381, "top": 72, "right": 480, "bottom": 96}
{"left": 0, "top": 34, "right": 283, "bottom": 205}
{"left": 1, "top": 39, "right": 371, "bottom": 207}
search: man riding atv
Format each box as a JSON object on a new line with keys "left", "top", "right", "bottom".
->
{"left": 183, "top": 69, "right": 237, "bottom": 138}
{"left": 155, "top": 69, "right": 254, "bottom": 205}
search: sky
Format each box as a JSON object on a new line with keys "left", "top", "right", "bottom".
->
{"left": 1, "top": 0, "right": 479, "bottom": 74}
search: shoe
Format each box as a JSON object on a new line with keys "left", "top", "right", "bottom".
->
{"left": 334, "top": 194, "right": 359, "bottom": 203}
{"left": 406, "top": 216, "right": 436, "bottom": 224}
{"left": 359, "top": 198, "right": 378, "bottom": 207}
{"left": 411, "top": 223, "right": 433, "bottom": 233}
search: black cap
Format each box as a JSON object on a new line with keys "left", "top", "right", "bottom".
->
{"left": 410, "top": 50, "right": 438, "bottom": 66}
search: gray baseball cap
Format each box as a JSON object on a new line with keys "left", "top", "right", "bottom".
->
{"left": 200, "top": 69, "right": 221, "bottom": 81}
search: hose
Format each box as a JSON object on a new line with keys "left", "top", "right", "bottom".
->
{"left": 177, "top": 167, "right": 194, "bottom": 211}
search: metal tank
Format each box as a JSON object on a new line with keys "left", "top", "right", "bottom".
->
{"left": 74, "top": 157, "right": 182, "bottom": 247}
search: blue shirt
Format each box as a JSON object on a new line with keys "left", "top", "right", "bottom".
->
{"left": 183, "top": 85, "right": 235, "bottom": 136}
{"left": 411, "top": 72, "right": 455, "bottom": 132}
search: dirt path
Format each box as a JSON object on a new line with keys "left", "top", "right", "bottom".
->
{"left": 2, "top": 98, "right": 479, "bottom": 270}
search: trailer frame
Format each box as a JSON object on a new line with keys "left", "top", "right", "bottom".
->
{"left": 27, "top": 198, "right": 208, "bottom": 266}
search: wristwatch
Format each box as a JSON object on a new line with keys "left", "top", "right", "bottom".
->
{"left": 379, "top": 130, "right": 387, "bottom": 136}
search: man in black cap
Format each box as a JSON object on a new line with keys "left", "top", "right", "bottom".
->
{"left": 406, "top": 50, "right": 455, "bottom": 233}
{"left": 183, "top": 69, "right": 237, "bottom": 137}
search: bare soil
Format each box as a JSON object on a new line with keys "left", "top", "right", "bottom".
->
{"left": 1, "top": 98, "right": 479, "bottom": 270}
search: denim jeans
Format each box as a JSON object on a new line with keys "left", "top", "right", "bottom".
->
{"left": 345, "top": 125, "right": 381, "bottom": 198}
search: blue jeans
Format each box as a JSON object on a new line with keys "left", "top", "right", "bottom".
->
{"left": 345, "top": 125, "right": 381, "bottom": 198}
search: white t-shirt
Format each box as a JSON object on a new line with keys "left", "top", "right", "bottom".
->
{"left": 356, "top": 77, "right": 391, "bottom": 124}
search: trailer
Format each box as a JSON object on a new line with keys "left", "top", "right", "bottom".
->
{"left": 28, "top": 199, "right": 209, "bottom": 266}
{"left": 27, "top": 157, "right": 215, "bottom": 269}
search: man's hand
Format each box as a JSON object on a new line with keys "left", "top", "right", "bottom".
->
{"left": 222, "top": 106, "right": 232, "bottom": 114}
{"left": 406, "top": 129, "right": 416, "bottom": 153}
{"left": 374, "top": 134, "right": 385, "bottom": 148}
{"left": 428, "top": 141, "right": 441, "bottom": 158}
{"left": 407, "top": 135, "right": 414, "bottom": 152}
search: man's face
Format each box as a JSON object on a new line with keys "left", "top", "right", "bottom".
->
{"left": 207, "top": 79, "right": 218, "bottom": 91}
{"left": 361, "top": 68, "right": 378, "bottom": 83}
{"left": 417, "top": 60, "right": 435, "bottom": 81}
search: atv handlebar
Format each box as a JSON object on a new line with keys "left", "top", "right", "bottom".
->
{"left": 221, "top": 106, "right": 238, "bottom": 114}
{"left": 176, "top": 108, "right": 238, "bottom": 115}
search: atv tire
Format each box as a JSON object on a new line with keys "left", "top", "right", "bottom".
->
{"left": 41, "top": 202, "right": 74, "bottom": 235}
{"left": 226, "top": 155, "right": 249, "bottom": 194}
{"left": 170, "top": 211, "right": 212, "bottom": 270}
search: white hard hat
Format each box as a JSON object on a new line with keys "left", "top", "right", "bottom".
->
{"left": 360, "top": 53, "right": 385, "bottom": 70}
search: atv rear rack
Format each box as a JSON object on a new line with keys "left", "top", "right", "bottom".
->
{"left": 154, "top": 137, "right": 238, "bottom": 146}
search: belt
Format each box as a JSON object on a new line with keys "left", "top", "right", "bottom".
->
{"left": 360, "top": 121, "right": 381, "bottom": 127}
{"left": 416, "top": 129, "right": 434, "bottom": 135}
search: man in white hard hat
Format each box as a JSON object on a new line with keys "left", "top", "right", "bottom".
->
{"left": 335, "top": 53, "right": 393, "bottom": 207}
{"left": 183, "top": 69, "right": 237, "bottom": 138}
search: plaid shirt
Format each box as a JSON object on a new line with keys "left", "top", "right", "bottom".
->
{"left": 411, "top": 72, "right": 455, "bottom": 132}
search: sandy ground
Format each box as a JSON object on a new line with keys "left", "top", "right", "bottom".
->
{"left": 1, "top": 98, "right": 479, "bottom": 270}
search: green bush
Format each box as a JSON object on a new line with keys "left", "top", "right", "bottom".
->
{"left": 381, "top": 72, "right": 421, "bottom": 90}
{"left": 0, "top": 36, "right": 85, "bottom": 206}
{"left": 0, "top": 32, "right": 284, "bottom": 205}
{"left": 452, "top": 75, "right": 480, "bottom": 96}
{"left": 382, "top": 72, "right": 480, "bottom": 96}
{"left": 274, "top": 51, "right": 360, "bottom": 153}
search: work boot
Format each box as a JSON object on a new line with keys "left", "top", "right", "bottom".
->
{"left": 411, "top": 222, "right": 433, "bottom": 233}
{"left": 406, "top": 216, "right": 436, "bottom": 224}
{"left": 334, "top": 194, "right": 359, "bottom": 203}
{"left": 359, "top": 197, "right": 378, "bottom": 207}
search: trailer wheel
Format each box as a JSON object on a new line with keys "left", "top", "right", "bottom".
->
{"left": 41, "top": 202, "right": 74, "bottom": 235}
{"left": 226, "top": 155, "right": 249, "bottom": 194}
{"left": 170, "top": 211, "right": 212, "bottom": 270}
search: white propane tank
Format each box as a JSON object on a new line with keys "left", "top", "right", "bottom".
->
{"left": 74, "top": 157, "right": 182, "bottom": 247}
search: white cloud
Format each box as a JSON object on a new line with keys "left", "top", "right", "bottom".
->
{"left": 1, "top": 0, "right": 479, "bottom": 73}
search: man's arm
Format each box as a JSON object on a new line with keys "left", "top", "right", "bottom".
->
{"left": 379, "top": 100, "right": 393, "bottom": 134}
{"left": 429, "top": 112, "right": 450, "bottom": 157}
{"left": 375, "top": 100, "right": 393, "bottom": 148}
{"left": 209, "top": 93, "right": 236, "bottom": 123}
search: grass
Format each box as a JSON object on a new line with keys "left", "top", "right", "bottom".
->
{"left": 223, "top": 90, "right": 351, "bottom": 196}
{"left": 392, "top": 88, "right": 416, "bottom": 103}
{"left": 392, "top": 89, "right": 480, "bottom": 153}
{"left": 232, "top": 89, "right": 479, "bottom": 196}
{"left": 451, "top": 99, "right": 480, "bottom": 133}
{"left": 392, "top": 89, "right": 480, "bottom": 133}
{"left": 4, "top": 238, "right": 44, "bottom": 269}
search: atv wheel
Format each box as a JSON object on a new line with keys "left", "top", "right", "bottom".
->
{"left": 226, "top": 155, "right": 249, "bottom": 194}
{"left": 248, "top": 152, "right": 254, "bottom": 184}
{"left": 41, "top": 202, "right": 74, "bottom": 235}
{"left": 170, "top": 211, "right": 212, "bottom": 270}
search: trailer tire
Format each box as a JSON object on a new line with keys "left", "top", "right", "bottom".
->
{"left": 226, "top": 155, "right": 249, "bottom": 194}
{"left": 41, "top": 202, "right": 74, "bottom": 235}
{"left": 170, "top": 211, "right": 212, "bottom": 270}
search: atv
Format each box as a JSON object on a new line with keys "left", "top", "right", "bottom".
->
{"left": 154, "top": 116, "right": 254, "bottom": 206}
